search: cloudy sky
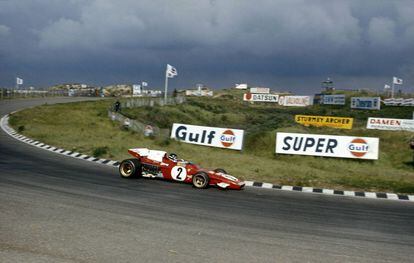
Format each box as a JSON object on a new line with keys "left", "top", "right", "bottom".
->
{"left": 0, "top": 0, "right": 413, "bottom": 93}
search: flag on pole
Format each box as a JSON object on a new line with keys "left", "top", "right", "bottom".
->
{"left": 166, "top": 64, "right": 178, "bottom": 78}
{"left": 393, "top": 77, "right": 403, "bottom": 85}
{"left": 16, "top": 77, "right": 23, "bottom": 85}
{"left": 142, "top": 81, "right": 148, "bottom": 87}
{"left": 384, "top": 84, "right": 390, "bottom": 90}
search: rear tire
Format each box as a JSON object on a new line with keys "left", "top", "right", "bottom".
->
{"left": 192, "top": 172, "right": 209, "bottom": 189}
{"left": 119, "top": 159, "right": 141, "bottom": 178}
{"left": 214, "top": 168, "right": 227, "bottom": 174}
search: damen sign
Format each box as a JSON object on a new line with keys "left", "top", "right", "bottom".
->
{"left": 171, "top": 123, "right": 244, "bottom": 150}
{"left": 243, "top": 93, "right": 278, "bottom": 102}
{"left": 295, "top": 115, "right": 353, "bottom": 129}
{"left": 275, "top": 132, "right": 379, "bottom": 160}
{"left": 367, "top": 117, "right": 414, "bottom": 131}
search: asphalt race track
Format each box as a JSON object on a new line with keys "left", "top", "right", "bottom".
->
{"left": 1, "top": 98, "right": 414, "bottom": 262}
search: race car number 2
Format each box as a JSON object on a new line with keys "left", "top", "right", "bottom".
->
{"left": 171, "top": 166, "right": 187, "bottom": 181}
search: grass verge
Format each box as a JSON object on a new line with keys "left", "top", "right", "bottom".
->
{"left": 8, "top": 96, "right": 414, "bottom": 194}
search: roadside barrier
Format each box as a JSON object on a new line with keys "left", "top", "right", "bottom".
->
{"left": 109, "top": 97, "right": 186, "bottom": 137}
{"left": 108, "top": 110, "right": 169, "bottom": 137}
{"left": 121, "top": 96, "right": 186, "bottom": 109}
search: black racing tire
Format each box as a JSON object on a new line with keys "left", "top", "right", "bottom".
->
{"left": 119, "top": 159, "right": 141, "bottom": 179}
{"left": 214, "top": 168, "right": 227, "bottom": 174}
{"left": 192, "top": 172, "right": 210, "bottom": 189}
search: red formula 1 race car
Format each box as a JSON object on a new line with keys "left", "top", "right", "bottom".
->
{"left": 118, "top": 148, "right": 245, "bottom": 190}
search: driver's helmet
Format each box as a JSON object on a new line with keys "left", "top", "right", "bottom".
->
{"left": 168, "top": 153, "right": 178, "bottom": 161}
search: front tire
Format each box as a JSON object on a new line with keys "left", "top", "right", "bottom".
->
{"left": 119, "top": 159, "right": 141, "bottom": 178}
{"left": 192, "top": 172, "right": 210, "bottom": 189}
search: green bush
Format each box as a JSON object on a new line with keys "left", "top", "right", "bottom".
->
{"left": 92, "top": 146, "right": 109, "bottom": 157}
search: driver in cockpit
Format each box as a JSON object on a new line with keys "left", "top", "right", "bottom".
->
{"left": 167, "top": 153, "right": 178, "bottom": 162}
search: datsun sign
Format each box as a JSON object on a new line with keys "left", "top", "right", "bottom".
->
{"left": 367, "top": 117, "right": 414, "bottom": 131}
{"left": 171, "top": 123, "right": 244, "bottom": 150}
{"left": 276, "top": 132, "right": 379, "bottom": 160}
{"left": 243, "top": 93, "right": 278, "bottom": 102}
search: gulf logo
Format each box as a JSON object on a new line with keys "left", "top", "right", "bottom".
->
{"left": 348, "top": 138, "right": 369, "bottom": 157}
{"left": 220, "top": 130, "right": 236, "bottom": 147}
{"left": 245, "top": 93, "right": 252, "bottom": 100}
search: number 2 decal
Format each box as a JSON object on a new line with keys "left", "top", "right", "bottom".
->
{"left": 176, "top": 167, "right": 183, "bottom": 180}
{"left": 171, "top": 166, "right": 187, "bottom": 181}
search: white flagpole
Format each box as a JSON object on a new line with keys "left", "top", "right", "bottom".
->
{"left": 391, "top": 81, "right": 395, "bottom": 98}
{"left": 164, "top": 70, "right": 168, "bottom": 104}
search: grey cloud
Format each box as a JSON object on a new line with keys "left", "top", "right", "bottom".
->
{"left": 0, "top": 25, "right": 10, "bottom": 36}
{"left": 0, "top": 0, "right": 413, "bottom": 93}
{"left": 368, "top": 17, "right": 396, "bottom": 47}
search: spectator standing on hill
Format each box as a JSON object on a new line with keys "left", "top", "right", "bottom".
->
{"left": 114, "top": 100, "right": 121, "bottom": 112}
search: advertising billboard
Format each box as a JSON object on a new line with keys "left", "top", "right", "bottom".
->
{"left": 322, "top": 94, "right": 346, "bottom": 105}
{"left": 350, "top": 97, "right": 381, "bottom": 110}
{"left": 250, "top": 87, "right": 270, "bottom": 94}
{"left": 383, "top": 98, "right": 414, "bottom": 106}
{"left": 295, "top": 115, "right": 353, "bottom": 129}
{"left": 171, "top": 123, "right": 244, "bottom": 150}
{"left": 243, "top": 93, "right": 279, "bottom": 102}
{"left": 367, "top": 117, "right": 414, "bottom": 131}
{"left": 278, "top": 96, "right": 312, "bottom": 107}
{"left": 276, "top": 132, "right": 379, "bottom": 160}
{"left": 185, "top": 90, "right": 213, "bottom": 97}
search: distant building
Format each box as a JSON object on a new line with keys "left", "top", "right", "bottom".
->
{"left": 184, "top": 84, "right": 213, "bottom": 97}
{"left": 50, "top": 83, "right": 98, "bottom": 97}
{"left": 321, "top": 78, "right": 335, "bottom": 92}
{"left": 103, "top": 84, "right": 132, "bottom": 97}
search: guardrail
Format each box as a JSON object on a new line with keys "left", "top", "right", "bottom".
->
{"left": 121, "top": 96, "right": 186, "bottom": 108}
{"left": 109, "top": 97, "right": 186, "bottom": 137}
{"left": 0, "top": 89, "right": 69, "bottom": 99}
{"left": 108, "top": 110, "right": 168, "bottom": 137}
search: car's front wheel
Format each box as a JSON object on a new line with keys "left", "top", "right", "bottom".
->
{"left": 192, "top": 172, "right": 209, "bottom": 189}
{"left": 119, "top": 159, "right": 141, "bottom": 178}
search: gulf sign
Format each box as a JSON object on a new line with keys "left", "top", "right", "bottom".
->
{"left": 279, "top": 96, "right": 312, "bottom": 107}
{"left": 295, "top": 115, "right": 353, "bottom": 129}
{"left": 171, "top": 123, "right": 244, "bottom": 150}
{"left": 276, "top": 132, "right": 379, "bottom": 160}
{"left": 243, "top": 93, "right": 279, "bottom": 102}
{"left": 322, "top": 94, "right": 345, "bottom": 105}
{"left": 367, "top": 117, "right": 414, "bottom": 131}
{"left": 351, "top": 97, "right": 381, "bottom": 110}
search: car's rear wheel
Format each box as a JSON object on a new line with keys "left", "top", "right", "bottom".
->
{"left": 119, "top": 159, "right": 141, "bottom": 178}
{"left": 214, "top": 168, "right": 227, "bottom": 174}
{"left": 192, "top": 172, "right": 209, "bottom": 189}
